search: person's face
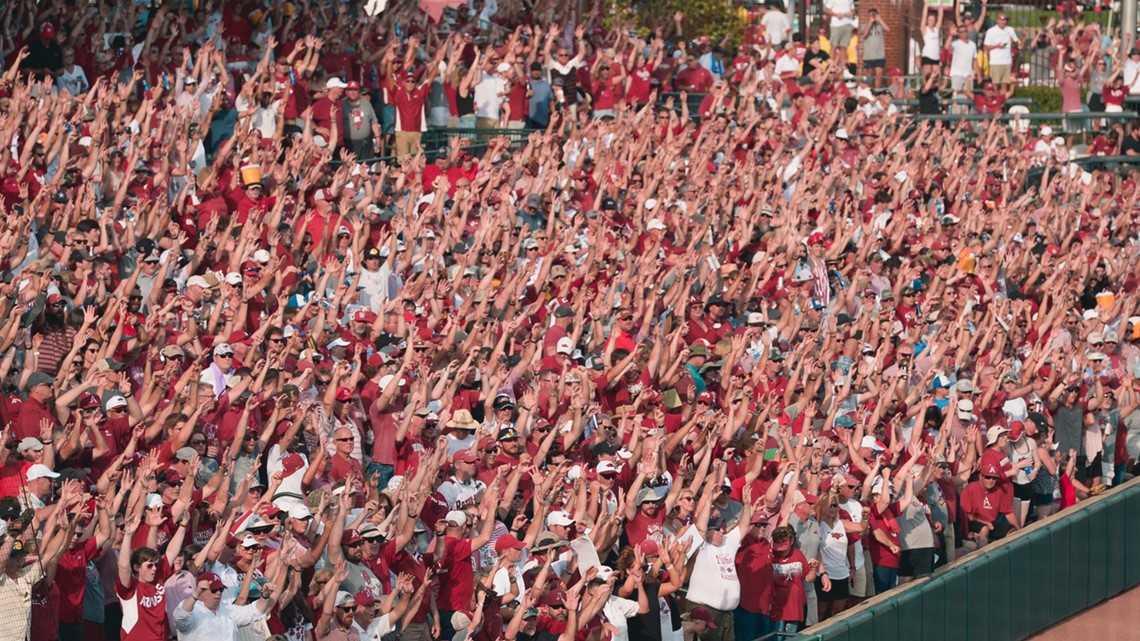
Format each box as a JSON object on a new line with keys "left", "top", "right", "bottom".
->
{"left": 136, "top": 558, "right": 159, "bottom": 583}
{"left": 981, "top": 475, "right": 999, "bottom": 490}
{"left": 334, "top": 430, "right": 354, "bottom": 454}
{"left": 640, "top": 499, "right": 662, "bottom": 516}
{"left": 336, "top": 602, "right": 357, "bottom": 626}
{"left": 199, "top": 580, "right": 224, "bottom": 609}
{"left": 30, "top": 382, "right": 53, "bottom": 403}
{"left": 500, "top": 435, "right": 523, "bottom": 456}
{"left": 548, "top": 600, "right": 569, "bottom": 621}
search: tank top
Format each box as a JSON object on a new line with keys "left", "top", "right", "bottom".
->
{"left": 1010, "top": 439, "right": 1034, "bottom": 485}
{"left": 1029, "top": 449, "right": 1058, "bottom": 495}
{"left": 456, "top": 89, "right": 475, "bottom": 117}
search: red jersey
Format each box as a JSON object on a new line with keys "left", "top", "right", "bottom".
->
{"left": 435, "top": 536, "right": 475, "bottom": 611}
{"left": 960, "top": 481, "right": 1012, "bottom": 524}
{"left": 57, "top": 538, "right": 100, "bottom": 624}
{"left": 769, "top": 548, "right": 809, "bottom": 623}
{"left": 735, "top": 535, "right": 773, "bottom": 615}
{"left": 867, "top": 503, "right": 901, "bottom": 569}
{"left": 389, "top": 81, "right": 430, "bottom": 133}
{"left": 117, "top": 559, "right": 172, "bottom": 641}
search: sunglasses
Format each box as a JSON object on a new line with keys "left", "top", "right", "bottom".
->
{"left": 217, "top": 353, "right": 234, "bottom": 358}
{"left": 335, "top": 437, "right": 354, "bottom": 442}
{"left": 209, "top": 587, "right": 224, "bottom": 594}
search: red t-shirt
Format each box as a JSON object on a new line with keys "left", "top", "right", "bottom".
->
{"left": 735, "top": 535, "right": 773, "bottom": 615}
{"left": 435, "top": 536, "right": 474, "bottom": 611}
{"left": 626, "top": 66, "right": 653, "bottom": 104}
{"left": 769, "top": 548, "right": 809, "bottom": 623}
{"left": 959, "top": 481, "right": 1011, "bottom": 524}
{"left": 116, "top": 558, "right": 172, "bottom": 641}
{"left": 868, "top": 503, "right": 901, "bottom": 569}
{"left": 623, "top": 509, "right": 667, "bottom": 546}
{"left": 57, "top": 538, "right": 100, "bottom": 624}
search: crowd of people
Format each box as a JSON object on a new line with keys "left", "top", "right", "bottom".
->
{"left": 1, "top": 2, "right": 1140, "bottom": 641}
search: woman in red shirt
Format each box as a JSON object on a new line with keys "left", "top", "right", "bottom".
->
{"left": 769, "top": 525, "right": 818, "bottom": 634}
{"left": 867, "top": 477, "right": 902, "bottom": 594}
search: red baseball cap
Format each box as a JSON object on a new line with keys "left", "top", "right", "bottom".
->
{"left": 79, "top": 393, "right": 102, "bottom": 410}
{"left": 335, "top": 387, "right": 354, "bottom": 402}
{"left": 544, "top": 589, "right": 567, "bottom": 606}
{"left": 1008, "top": 421, "right": 1025, "bottom": 440}
{"left": 494, "top": 533, "right": 526, "bottom": 554}
{"left": 689, "top": 607, "right": 717, "bottom": 629}
{"left": 478, "top": 437, "right": 497, "bottom": 451}
{"left": 198, "top": 572, "right": 224, "bottom": 591}
{"left": 353, "top": 590, "right": 375, "bottom": 606}
{"left": 637, "top": 540, "right": 660, "bottom": 556}
{"left": 280, "top": 453, "right": 305, "bottom": 476}
{"left": 353, "top": 309, "right": 378, "bottom": 323}
{"left": 696, "top": 391, "right": 716, "bottom": 405}
{"left": 346, "top": 81, "right": 360, "bottom": 90}
{"left": 982, "top": 464, "right": 1001, "bottom": 478}
{"left": 452, "top": 450, "right": 478, "bottom": 464}
{"left": 342, "top": 529, "right": 363, "bottom": 546}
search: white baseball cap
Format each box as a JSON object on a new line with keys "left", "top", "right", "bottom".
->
{"left": 26, "top": 463, "right": 60, "bottom": 482}
{"left": 546, "top": 511, "right": 574, "bottom": 528}
{"left": 326, "top": 78, "right": 347, "bottom": 89}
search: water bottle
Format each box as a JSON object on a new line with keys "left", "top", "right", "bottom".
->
{"left": 289, "top": 68, "right": 296, "bottom": 85}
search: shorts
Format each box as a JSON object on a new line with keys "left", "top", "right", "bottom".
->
{"left": 864, "top": 59, "right": 886, "bottom": 69}
{"left": 898, "top": 547, "right": 934, "bottom": 578}
{"left": 921, "top": 56, "right": 940, "bottom": 67}
{"left": 1013, "top": 482, "right": 1035, "bottom": 501}
{"left": 815, "top": 575, "right": 850, "bottom": 601}
{"left": 1032, "top": 491, "right": 1056, "bottom": 507}
{"left": 950, "top": 75, "right": 969, "bottom": 92}
{"left": 849, "top": 556, "right": 873, "bottom": 598}
{"left": 830, "top": 25, "right": 854, "bottom": 48}
{"left": 989, "top": 64, "right": 1012, "bottom": 85}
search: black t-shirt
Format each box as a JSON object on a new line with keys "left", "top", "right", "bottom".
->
{"left": 22, "top": 39, "right": 63, "bottom": 77}
{"left": 919, "top": 86, "right": 941, "bottom": 115}
{"left": 1122, "top": 133, "right": 1140, "bottom": 156}
{"left": 803, "top": 49, "right": 830, "bottom": 74}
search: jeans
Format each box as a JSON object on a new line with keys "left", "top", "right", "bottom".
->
{"left": 366, "top": 462, "right": 396, "bottom": 492}
{"left": 873, "top": 565, "right": 899, "bottom": 594}
{"left": 59, "top": 622, "right": 84, "bottom": 641}
{"left": 772, "top": 620, "right": 801, "bottom": 634}
{"left": 733, "top": 608, "right": 770, "bottom": 641}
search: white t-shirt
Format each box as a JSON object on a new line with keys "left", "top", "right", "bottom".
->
{"left": 818, "top": 520, "right": 850, "bottom": 580}
{"left": 492, "top": 563, "right": 526, "bottom": 598}
{"left": 984, "top": 26, "right": 1018, "bottom": 66}
{"left": 824, "top": 0, "right": 854, "bottom": 27}
{"left": 682, "top": 524, "right": 743, "bottom": 610}
{"left": 838, "top": 498, "right": 865, "bottom": 567}
{"left": 949, "top": 39, "right": 978, "bottom": 78}
{"left": 1124, "top": 58, "right": 1140, "bottom": 94}
{"left": 602, "top": 596, "right": 642, "bottom": 641}
{"left": 58, "top": 65, "right": 89, "bottom": 95}
{"left": 774, "top": 53, "right": 800, "bottom": 79}
{"left": 762, "top": 11, "right": 792, "bottom": 46}
{"left": 474, "top": 73, "right": 506, "bottom": 119}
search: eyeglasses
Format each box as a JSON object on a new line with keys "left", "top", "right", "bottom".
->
{"left": 335, "top": 437, "right": 354, "bottom": 442}
{"left": 269, "top": 337, "right": 285, "bottom": 344}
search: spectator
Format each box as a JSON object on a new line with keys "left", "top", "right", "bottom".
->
{"left": 983, "top": 14, "right": 1019, "bottom": 92}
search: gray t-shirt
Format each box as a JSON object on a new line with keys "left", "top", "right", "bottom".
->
{"left": 863, "top": 22, "right": 886, "bottom": 61}
{"left": 1054, "top": 404, "right": 1086, "bottom": 457}
{"left": 343, "top": 98, "right": 379, "bottom": 141}
{"left": 898, "top": 501, "right": 935, "bottom": 550}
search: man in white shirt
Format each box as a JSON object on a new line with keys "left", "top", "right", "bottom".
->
{"left": 983, "top": 14, "right": 1019, "bottom": 91}
{"left": 173, "top": 572, "right": 275, "bottom": 641}
{"left": 681, "top": 477, "right": 754, "bottom": 640}
{"left": 589, "top": 567, "right": 648, "bottom": 641}
{"left": 474, "top": 63, "right": 508, "bottom": 129}
{"left": 1124, "top": 48, "right": 1140, "bottom": 95}
{"left": 823, "top": 0, "right": 856, "bottom": 64}
{"left": 762, "top": 7, "right": 793, "bottom": 47}
{"left": 948, "top": 23, "right": 979, "bottom": 111}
